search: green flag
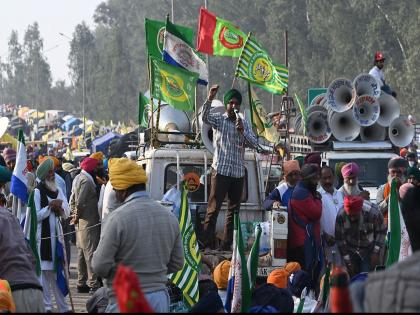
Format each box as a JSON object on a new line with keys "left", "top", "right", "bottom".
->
{"left": 145, "top": 18, "right": 194, "bottom": 59}
{"left": 150, "top": 56, "right": 198, "bottom": 111}
{"left": 247, "top": 224, "right": 261, "bottom": 291}
{"left": 249, "top": 84, "right": 279, "bottom": 143}
{"left": 236, "top": 34, "right": 288, "bottom": 95}
{"left": 295, "top": 93, "right": 308, "bottom": 135}
{"left": 169, "top": 182, "right": 201, "bottom": 308}
{"left": 138, "top": 92, "right": 150, "bottom": 128}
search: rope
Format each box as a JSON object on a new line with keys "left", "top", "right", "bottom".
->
{"left": 40, "top": 222, "right": 102, "bottom": 240}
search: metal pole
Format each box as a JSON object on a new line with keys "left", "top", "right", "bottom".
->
{"left": 82, "top": 48, "right": 86, "bottom": 141}
{"left": 171, "top": 0, "right": 174, "bottom": 22}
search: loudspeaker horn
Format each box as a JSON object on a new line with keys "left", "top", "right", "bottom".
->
{"left": 377, "top": 92, "right": 400, "bottom": 127}
{"left": 309, "top": 93, "right": 326, "bottom": 107}
{"left": 307, "top": 105, "right": 327, "bottom": 116}
{"left": 388, "top": 116, "right": 415, "bottom": 148}
{"left": 353, "top": 73, "right": 381, "bottom": 99}
{"left": 326, "top": 78, "right": 356, "bottom": 113}
{"left": 307, "top": 110, "right": 331, "bottom": 144}
{"left": 360, "top": 123, "right": 386, "bottom": 141}
{"left": 353, "top": 95, "right": 380, "bottom": 126}
{"left": 329, "top": 109, "right": 360, "bottom": 141}
{"left": 0, "top": 117, "right": 9, "bottom": 139}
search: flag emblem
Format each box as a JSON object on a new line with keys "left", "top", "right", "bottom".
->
{"left": 157, "top": 26, "right": 165, "bottom": 54}
{"left": 219, "top": 26, "right": 244, "bottom": 49}
{"left": 160, "top": 71, "right": 187, "bottom": 101}
{"left": 250, "top": 54, "right": 274, "bottom": 83}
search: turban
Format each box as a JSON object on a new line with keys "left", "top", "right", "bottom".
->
{"left": 294, "top": 156, "right": 304, "bottom": 168}
{"left": 267, "top": 268, "right": 289, "bottom": 289}
{"left": 190, "top": 291, "right": 224, "bottom": 313}
{"left": 344, "top": 195, "right": 364, "bottom": 216}
{"left": 341, "top": 162, "right": 359, "bottom": 178}
{"left": 388, "top": 157, "right": 408, "bottom": 170}
{"left": 407, "top": 166, "right": 420, "bottom": 181}
{"left": 304, "top": 152, "right": 321, "bottom": 166}
{"left": 400, "top": 148, "right": 408, "bottom": 157}
{"left": 2, "top": 148, "right": 16, "bottom": 163}
{"left": 0, "top": 166, "right": 12, "bottom": 183}
{"left": 283, "top": 160, "right": 300, "bottom": 177}
{"left": 109, "top": 158, "right": 147, "bottom": 190}
{"left": 62, "top": 162, "right": 75, "bottom": 173}
{"left": 48, "top": 156, "right": 60, "bottom": 169}
{"left": 90, "top": 151, "right": 104, "bottom": 161}
{"left": 213, "top": 260, "right": 231, "bottom": 289}
{"left": 287, "top": 270, "right": 311, "bottom": 298}
{"left": 399, "top": 183, "right": 414, "bottom": 199}
{"left": 36, "top": 158, "right": 54, "bottom": 181}
{"left": 406, "top": 152, "right": 416, "bottom": 160}
{"left": 223, "top": 89, "right": 242, "bottom": 106}
{"left": 251, "top": 284, "right": 294, "bottom": 313}
{"left": 81, "top": 157, "right": 98, "bottom": 173}
{"left": 284, "top": 262, "right": 301, "bottom": 274}
{"left": 0, "top": 280, "right": 16, "bottom": 313}
{"left": 301, "top": 163, "right": 319, "bottom": 180}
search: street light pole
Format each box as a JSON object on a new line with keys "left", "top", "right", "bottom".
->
{"left": 82, "top": 48, "right": 85, "bottom": 141}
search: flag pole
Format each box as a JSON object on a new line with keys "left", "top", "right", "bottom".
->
{"left": 60, "top": 220, "right": 75, "bottom": 313}
{"left": 194, "top": 85, "right": 199, "bottom": 140}
{"left": 148, "top": 57, "right": 155, "bottom": 148}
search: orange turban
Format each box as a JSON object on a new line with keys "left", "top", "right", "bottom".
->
{"left": 0, "top": 280, "right": 16, "bottom": 313}
{"left": 267, "top": 268, "right": 289, "bottom": 289}
{"left": 399, "top": 148, "right": 408, "bottom": 158}
{"left": 90, "top": 151, "right": 104, "bottom": 161}
{"left": 283, "top": 160, "right": 300, "bottom": 177}
{"left": 213, "top": 260, "right": 231, "bottom": 289}
{"left": 39, "top": 155, "right": 60, "bottom": 169}
{"left": 344, "top": 195, "right": 364, "bottom": 216}
{"left": 284, "top": 262, "right": 301, "bottom": 274}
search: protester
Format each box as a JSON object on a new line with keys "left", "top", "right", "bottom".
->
{"left": 287, "top": 163, "right": 322, "bottom": 292}
{"left": 335, "top": 195, "right": 386, "bottom": 278}
{"left": 406, "top": 151, "right": 418, "bottom": 168}
{"left": 287, "top": 270, "right": 317, "bottom": 313}
{"left": 407, "top": 166, "right": 420, "bottom": 186}
{"left": 92, "top": 158, "right": 184, "bottom": 312}
{"left": 249, "top": 283, "right": 294, "bottom": 313}
{"left": 399, "top": 147, "right": 408, "bottom": 158}
{"left": 213, "top": 260, "right": 230, "bottom": 306}
{"left": 100, "top": 180, "right": 121, "bottom": 221}
{"left": 263, "top": 160, "right": 300, "bottom": 210}
{"left": 0, "top": 193, "right": 45, "bottom": 313}
{"left": 202, "top": 85, "right": 260, "bottom": 250}
{"left": 34, "top": 158, "right": 71, "bottom": 312}
{"left": 368, "top": 51, "right": 396, "bottom": 97}
{"left": 70, "top": 157, "right": 101, "bottom": 293}
{"left": 364, "top": 184, "right": 420, "bottom": 312}
{"left": 318, "top": 166, "right": 344, "bottom": 265}
{"left": 377, "top": 157, "right": 407, "bottom": 225}
{"left": 3, "top": 148, "right": 16, "bottom": 172}
{"left": 190, "top": 291, "right": 225, "bottom": 313}
{"left": 338, "top": 162, "right": 367, "bottom": 198}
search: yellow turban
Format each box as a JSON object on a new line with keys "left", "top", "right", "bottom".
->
{"left": 213, "top": 260, "right": 231, "bottom": 289}
{"left": 284, "top": 262, "right": 301, "bottom": 274}
{"left": 109, "top": 158, "right": 147, "bottom": 190}
{"left": 48, "top": 156, "right": 60, "bottom": 169}
{"left": 267, "top": 268, "right": 289, "bottom": 289}
{"left": 90, "top": 151, "right": 104, "bottom": 161}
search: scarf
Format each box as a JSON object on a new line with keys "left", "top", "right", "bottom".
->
{"left": 38, "top": 182, "right": 58, "bottom": 261}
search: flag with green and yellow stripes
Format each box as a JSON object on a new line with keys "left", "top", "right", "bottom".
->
{"left": 169, "top": 182, "right": 201, "bottom": 308}
{"left": 235, "top": 33, "right": 288, "bottom": 95}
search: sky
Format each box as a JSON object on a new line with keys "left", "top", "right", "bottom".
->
{"left": 0, "top": 0, "right": 103, "bottom": 85}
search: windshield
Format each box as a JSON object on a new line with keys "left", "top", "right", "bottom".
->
{"left": 329, "top": 158, "right": 389, "bottom": 188}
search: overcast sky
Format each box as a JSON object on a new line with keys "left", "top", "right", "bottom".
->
{"left": 0, "top": 0, "right": 103, "bottom": 85}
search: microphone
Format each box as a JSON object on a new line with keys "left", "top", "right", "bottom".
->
{"left": 234, "top": 109, "right": 240, "bottom": 120}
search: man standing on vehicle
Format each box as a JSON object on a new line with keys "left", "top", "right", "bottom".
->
{"left": 368, "top": 51, "right": 396, "bottom": 97}
{"left": 202, "top": 85, "right": 260, "bottom": 250}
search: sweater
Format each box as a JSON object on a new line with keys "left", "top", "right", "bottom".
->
{"left": 0, "top": 208, "right": 42, "bottom": 290}
{"left": 92, "top": 191, "right": 184, "bottom": 302}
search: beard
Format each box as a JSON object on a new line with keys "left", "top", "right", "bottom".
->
{"left": 388, "top": 174, "right": 406, "bottom": 184}
{"left": 44, "top": 178, "right": 58, "bottom": 192}
{"left": 343, "top": 181, "right": 360, "bottom": 196}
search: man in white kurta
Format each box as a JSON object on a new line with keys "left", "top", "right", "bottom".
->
{"left": 35, "top": 158, "right": 70, "bottom": 313}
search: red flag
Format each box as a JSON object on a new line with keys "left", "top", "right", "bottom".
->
{"left": 113, "top": 264, "right": 154, "bottom": 313}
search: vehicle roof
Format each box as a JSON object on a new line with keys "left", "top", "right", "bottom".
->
{"left": 324, "top": 151, "right": 398, "bottom": 160}
{"left": 143, "top": 147, "right": 257, "bottom": 161}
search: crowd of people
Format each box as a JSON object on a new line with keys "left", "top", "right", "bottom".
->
{"left": 0, "top": 81, "right": 419, "bottom": 313}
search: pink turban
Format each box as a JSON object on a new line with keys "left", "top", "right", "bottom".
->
{"left": 341, "top": 162, "right": 359, "bottom": 178}
{"left": 81, "top": 157, "right": 98, "bottom": 173}
{"left": 304, "top": 152, "right": 321, "bottom": 166}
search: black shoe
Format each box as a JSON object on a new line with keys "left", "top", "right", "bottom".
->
{"left": 76, "top": 285, "right": 90, "bottom": 293}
